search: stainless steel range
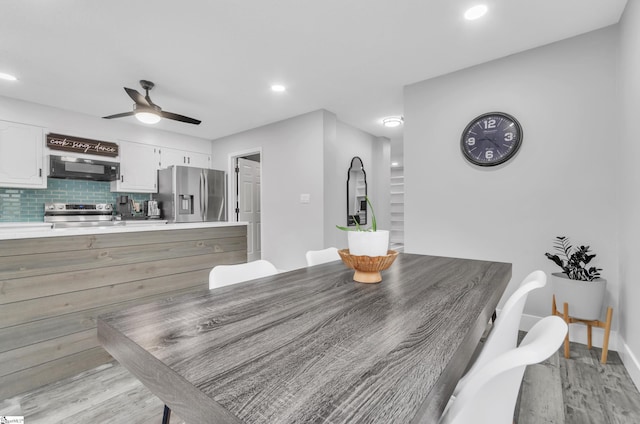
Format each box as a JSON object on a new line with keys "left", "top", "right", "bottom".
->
{"left": 44, "top": 203, "right": 117, "bottom": 228}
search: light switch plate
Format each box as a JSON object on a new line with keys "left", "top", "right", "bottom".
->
{"left": 300, "top": 193, "right": 311, "bottom": 204}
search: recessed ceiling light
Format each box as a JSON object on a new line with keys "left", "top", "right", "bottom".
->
{"left": 464, "top": 4, "right": 488, "bottom": 20}
{"left": 391, "top": 162, "right": 399, "bottom": 167}
{"left": 0, "top": 72, "right": 18, "bottom": 81}
{"left": 382, "top": 116, "right": 404, "bottom": 128}
{"left": 271, "top": 84, "right": 286, "bottom": 92}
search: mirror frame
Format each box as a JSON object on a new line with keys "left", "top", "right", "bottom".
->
{"left": 346, "top": 156, "right": 367, "bottom": 226}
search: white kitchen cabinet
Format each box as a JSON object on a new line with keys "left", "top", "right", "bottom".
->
{"left": 111, "top": 141, "right": 160, "bottom": 193}
{"left": 0, "top": 120, "right": 46, "bottom": 189}
{"left": 159, "top": 147, "right": 210, "bottom": 169}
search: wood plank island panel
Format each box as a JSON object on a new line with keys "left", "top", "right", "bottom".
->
{"left": 0, "top": 236, "right": 246, "bottom": 281}
{"left": 0, "top": 224, "right": 247, "bottom": 399}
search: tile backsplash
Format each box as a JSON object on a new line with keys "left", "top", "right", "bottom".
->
{"left": 0, "top": 179, "right": 151, "bottom": 222}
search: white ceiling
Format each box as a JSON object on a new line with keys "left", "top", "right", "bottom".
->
{"left": 0, "top": 0, "right": 628, "bottom": 141}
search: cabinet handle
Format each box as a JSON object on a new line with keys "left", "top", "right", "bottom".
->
{"left": 183, "top": 156, "right": 186, "bottom": 164}
{"left": 188, "top": 157, "right": 191, "bottom": 164}
{"left": 121, "top": 175, "right": 124, "bottom": 182}
{"left": 39, "top": 168, "right": 42, "bottom": 177}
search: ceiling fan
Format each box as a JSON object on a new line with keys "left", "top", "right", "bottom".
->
{"left": 103, "top": 80, "right": 201, "bottom": 125}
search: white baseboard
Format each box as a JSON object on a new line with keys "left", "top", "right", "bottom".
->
{"left": 619, "top": 337, "right": 640, "bottom": 390}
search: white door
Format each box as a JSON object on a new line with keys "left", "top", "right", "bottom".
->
{"left": 237, "top": 157, "right": 261, "bottom": 261}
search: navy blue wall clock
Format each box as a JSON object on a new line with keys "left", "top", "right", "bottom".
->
{"left": 461, "top": 112, "right": 523, "bottom": 166}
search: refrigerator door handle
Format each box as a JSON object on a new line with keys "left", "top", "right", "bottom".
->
{"left": 199, "top": 171, "right": 205, "bottom": 221}
{"left": 203, "top": 170, "right": 209, "bottom": 220}
{"left": 217, "top": 173, "right": 226, "bottom": 221}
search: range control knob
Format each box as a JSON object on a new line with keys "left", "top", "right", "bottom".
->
{"left": 56, "top": 204, "right": 64, "bottom": 210}
{"left": 46, "top": 204, "right": 55, "bottom": 211}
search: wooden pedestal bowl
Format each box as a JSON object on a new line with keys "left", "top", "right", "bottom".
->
{"left": 338, "top": 249, "right": 399, "bottom": 283}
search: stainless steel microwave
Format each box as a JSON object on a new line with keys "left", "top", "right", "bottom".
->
{"left": 49, "top": 155, "right": 120, "bottom": 182}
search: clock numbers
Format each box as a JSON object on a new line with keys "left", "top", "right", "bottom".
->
{"left": 485, "top": 151, "right": 493, "bottom": 160}
{"left": 504, "top": 132, "right": 514, "bottom": 141}
{"left": 467, "top": 137, "right": 475, "bottom": 146}
{"left": 482, "top": 119, "right": 497, "bottom": 129}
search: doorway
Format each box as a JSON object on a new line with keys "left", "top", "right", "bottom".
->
{"left": 231, "top": 152, "right": 262, "bottom": 262}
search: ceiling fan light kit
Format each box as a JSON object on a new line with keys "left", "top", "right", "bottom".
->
{"left": 135, "top": 110, "right": 161, "bottom": 124}
{"left": 103, "top": 79, "right": 201, "bottom": 125}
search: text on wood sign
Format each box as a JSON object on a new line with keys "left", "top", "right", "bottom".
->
{"left": 46, "top": 133, "right": 119, "bottom": 157}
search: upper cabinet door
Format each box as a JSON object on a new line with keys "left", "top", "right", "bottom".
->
{"left": 159, "top": 147, "right": 210, "bottom": 169}
{"left": 0, "top": 120, "right": 46, "bottom": 189}
{"left": 111, "top": 141, "right": 159, "bottom": 193}
{"left": 187, "top": 151, "right": 211, "bottom": 169}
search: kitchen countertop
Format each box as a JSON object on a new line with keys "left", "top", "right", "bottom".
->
{"left": 0, "top": 221, "right": 247, "bottom": 240}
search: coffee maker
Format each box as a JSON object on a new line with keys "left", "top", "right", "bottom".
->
{"left": 116, "top": 195, "right": 134, "bottom": 218}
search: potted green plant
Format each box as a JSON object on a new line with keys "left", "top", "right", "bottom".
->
{"left": 336, "top": 196, "right": 389, "bottom": 257}
{"left": 544, "top": 236, "right": 606, "bottom": 320}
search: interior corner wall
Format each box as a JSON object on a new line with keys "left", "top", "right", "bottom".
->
{"left": 618, "top": 0, "right": 640, "bottom": 386}
{"left": 322, "top": 111, "right": 340, "bottom": 250}
{"left": 210, "top": 110, "right": 325, "bottom": 271}
{"left": 404, "top": 27, "right": 619, "bottom": 334}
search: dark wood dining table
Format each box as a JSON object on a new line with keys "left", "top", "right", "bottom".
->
{"left": 98, "top": 253, "right": 511, "bottom": 423}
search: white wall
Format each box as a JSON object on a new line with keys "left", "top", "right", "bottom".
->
{"left": 323, "top": 112, "right": 340, "bottom": 251}
{"left": 618, "top": 0, "right": 640, "bottom": 386}
{"left": 404, "top": 27, "right": 619, "bottom": 341}
{"left": 210, "top": 109, "right": 389, "bottom": 270}
{"left": 210, "top": 110, "right": 326, "bottom": 271}
{"left": 328, "top": 121, "right": 390, "bottom": 249}
{"left": 0, "top": 95, "right": 212, "bottom": 154}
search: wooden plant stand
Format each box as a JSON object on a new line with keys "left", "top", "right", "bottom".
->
{"left": 552, "top": 295, "right": 613, "bottom": 364}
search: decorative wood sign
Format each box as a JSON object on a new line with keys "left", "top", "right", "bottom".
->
{"left": 46, "top": 133, "right": 119, "bottom": 157}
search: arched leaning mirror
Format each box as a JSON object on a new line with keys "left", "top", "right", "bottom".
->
{"left": 346, "top": 156, "right": 367, "bottom": 226}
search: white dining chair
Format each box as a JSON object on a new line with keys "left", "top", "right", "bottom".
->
{"left": 305, "top": 247, "right": 340, "bottom": 266}
{"left": 439, "top": 315, "right": 568, "bottom": 424}
{"left": 209, "top": 259, "right": 278, "bottom": 289}
{"left": 453, "top": 270, "right": 546, "bottom": 396}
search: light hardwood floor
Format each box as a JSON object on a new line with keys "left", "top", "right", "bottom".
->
{"left": 517, "top": 341, "right": 640, "bottom": 424}
{"left": 2, "top": 341, "right": 640, "bottom": 423}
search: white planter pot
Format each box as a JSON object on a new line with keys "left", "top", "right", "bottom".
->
{"left": 551, "top": 272, "right": 607, "bottom": 321}
{"left": 348, "top": 230, "right": 389, "bottom": 257}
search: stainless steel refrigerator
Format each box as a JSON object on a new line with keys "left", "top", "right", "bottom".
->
{"left": 154, "top": 166, "right": 227, "bottom": 222}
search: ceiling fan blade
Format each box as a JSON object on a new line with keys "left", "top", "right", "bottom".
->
{"left": 160, "top": 110, "right": 201, "bottom": 125}
{"left": 103, "top": 111, "right": 135, "bottom": 119}
{"left": 124, "top": 87, "right": 150, "bottom": 106}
